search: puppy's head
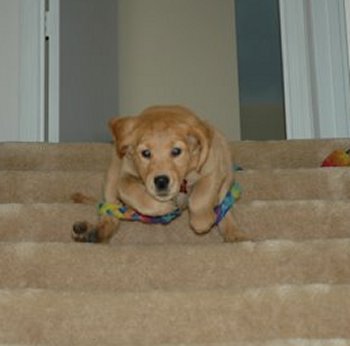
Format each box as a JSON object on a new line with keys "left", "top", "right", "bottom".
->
{"left": 109, "top": 106, "right": 212, "bottom": 201}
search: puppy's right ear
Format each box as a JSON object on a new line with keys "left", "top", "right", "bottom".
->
{"left": 108, "top": 116, "right": 137, "bottom": 158}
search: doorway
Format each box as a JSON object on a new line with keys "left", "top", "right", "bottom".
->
{"left": 235, "top": 0, "right": 286, "bottom": 140}
{"left": 45, "top": 0, "right": 240, "bottom": 142}
{"left": 50, "top": 0, "right": 119, "bottom": 142}
{"left": 48, "top": 0, "right": 285, "bottom": 142}
{"left": 14, "top": 0, "right": 350, "bottom": 142}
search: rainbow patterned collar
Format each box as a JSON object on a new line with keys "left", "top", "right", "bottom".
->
{"left": 97, "top": 181, "right": 241, "bottom": 226}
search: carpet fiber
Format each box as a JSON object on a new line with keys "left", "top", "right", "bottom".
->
{"left": 1, "top": 139, "right": 350, "bottom": 345}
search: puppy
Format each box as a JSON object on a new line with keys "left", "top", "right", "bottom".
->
{"left": 72, "top": 105, "right": 243, "bottom": 242}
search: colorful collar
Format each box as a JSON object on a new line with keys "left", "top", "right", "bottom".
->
{"left": 97, "top": 181, "right": 241, "bottom": 226}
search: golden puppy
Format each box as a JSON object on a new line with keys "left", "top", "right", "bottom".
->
{"left": 72, "top": 105, "right": 243, "bottom": 242}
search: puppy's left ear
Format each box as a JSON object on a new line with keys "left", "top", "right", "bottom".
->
{"left": 108, "top": 116, "right": 137, "bottom": 158}
{"left": 188, "top": 120, "right": 213, "bottom": 171}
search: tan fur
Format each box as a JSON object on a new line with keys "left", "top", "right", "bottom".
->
{"left": 72, "top": 105, "right": 243, "bottom": 242}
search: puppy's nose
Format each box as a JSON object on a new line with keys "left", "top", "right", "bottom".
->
{"left": 154, "top": 175, "right": 170, "bottom": 191}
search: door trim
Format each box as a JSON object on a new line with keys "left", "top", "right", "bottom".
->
{"left": 19, "top": 0, "right": 46, "bottom": 141}
{"left": 46, "top": 0, "right": 60, "bottom": 142}
{"left": 279, "top": 0, "right": 315, "bottom": 139}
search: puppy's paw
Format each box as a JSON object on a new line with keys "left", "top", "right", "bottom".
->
{"left": 71, "top": 192, "right": 97, "bottom": 204}
{"left": 218, "top": 212, "right": 250, "bottom": 242}
{"left": 190, "top": 210, "right": 216, "bottom": 234}
{"left": 223, "top": 228, "right": 249, "bottom": 242}
{"left": 72, "top": 221, "right": 99, "bottom": 243}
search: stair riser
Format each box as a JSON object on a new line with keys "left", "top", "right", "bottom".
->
{"left": 0, "top": 171, "right": 104, "bottom": 203}
{"left": 0, "top": 286, "right": 349, "bottom": 344}
{"left": 2, "top": 139, "right": 350, "bottom": 170}
{"left": 0, "top": 143, "right": 111, "bottom": 171}
{"left": 0, "top": 241, "right": 349, "bottom": 292}
{"left": 237, "top": 168, "right": 350, "bottom": 201}
{"left": 1, "top": 202, "right": 350, "bottom": 244}
{"left": 231, "top": 138, "right": 350, "bottom": 169}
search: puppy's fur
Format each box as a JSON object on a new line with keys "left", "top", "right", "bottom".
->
{"left": 72, "top": 105, "right": 243, "bottom": 242}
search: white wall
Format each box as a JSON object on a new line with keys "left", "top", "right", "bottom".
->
{"left": 117, "top": 0, "right": 241, "bottom": 140}
{"left": 344, "top": 0, "right": 350, "bottom": 72}
{"left": 0, "top": 0, "right": 20, "bottom": 141}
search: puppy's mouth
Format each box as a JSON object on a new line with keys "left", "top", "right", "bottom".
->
{"left": 154, "top": 191, "right": 174, "bottom": 201}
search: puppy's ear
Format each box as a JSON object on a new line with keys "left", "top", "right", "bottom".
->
{"left": 108, "top": 116, "right": 137, "bottom": 158}
{"left": 187, "top": 120, "right": 212, "bottom": 171}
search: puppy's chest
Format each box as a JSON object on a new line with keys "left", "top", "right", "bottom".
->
{"left": 174, "top": 172, "right": 200, "bottom": 209}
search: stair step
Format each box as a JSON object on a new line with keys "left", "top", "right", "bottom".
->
{"left": 0, "top": 142, "right": 110, "bottom": 171}
{"left": 1, "top": 168, "right": 349, "bottom": 203}
{"left": 0, "top": 201, "right": 349, "bottom": 244}
{"left": 231, "top": 138, "right": 350, "bottom": 169}
{"left": 1, "top": 285, "right": 349, "bottom": 345}
{"left": 237, "top": 167, "right": 350, "bottom": 201}
{"left": 0, "top": 171, "right": 104, "bottom": 203}
{"left": 0, "top": 341, "right": 345, "bottom": 346}
{"left": 236, "top": 199, "right": 350, "bottom": 240}
{"left": 0, "top": 203, "right": 222, "bottom": 244}
{"left": 2, "top": 139, "right": 350, "bottom": 170}
{"left": 204, "top": 341, "right": 350, "bottom": 346}
{"left": 0, "top": 239, "right": 349, "bottom": 292}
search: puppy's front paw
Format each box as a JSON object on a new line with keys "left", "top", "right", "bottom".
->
{"left": 72, "top": 216, "right": 119, "bottom": 243}
{"left": 72, "top": 221, "right": 99, "bottom": 243}
{"left": 190, "top": 210, "right": 216, "bottom": 234}
{"left": 219, "top": 212, "right": 249, "bottom": 242}
{"left": 223, "top": 227, "right": 249, "bottom": 242}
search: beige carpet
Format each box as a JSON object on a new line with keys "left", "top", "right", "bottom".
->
{"left": 0, "top": 139, "right": 350, "bottom": 345}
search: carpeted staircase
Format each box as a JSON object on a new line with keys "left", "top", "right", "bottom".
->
{"left": 1, "top": 139, "right": 350, "bottom": 345}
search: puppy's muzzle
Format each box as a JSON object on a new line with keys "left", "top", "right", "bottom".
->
{"left": 154, "top": 175, "right": 170, "bottom": 194}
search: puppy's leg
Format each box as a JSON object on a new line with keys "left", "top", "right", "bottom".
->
{"left": 189, "top": 172, "right": 246, "bottom": 240}
{"left": 188, "top": 174, "right": 219, "bottom": 234}
{"left": 72, "top": 215, "right": 119, "bottom": 243}
{"left": 218, "top": 210, "right": 248, "bottom": 242}
{"left": 72, "top": 156, "right": 120, "bottom": 243}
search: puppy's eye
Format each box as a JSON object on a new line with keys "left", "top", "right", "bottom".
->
{"left": 141, "top": 149, "right": 151, "bottom": 159}
{"left": 171, "top": 147, "right": 182, "bottom": 157}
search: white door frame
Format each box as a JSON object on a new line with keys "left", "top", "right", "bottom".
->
{"left": 46, "top": 0, "right": 60, "bottom": 142}
{"left": 279, "top": 0, "right": 350, "bottom": 139}
{"left": 19, "top": 0, "right": 59, "bottom": 142}
{"left": 19, "top": 0, "right": 46, "bottom": 142}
